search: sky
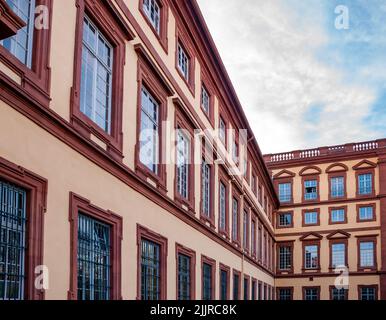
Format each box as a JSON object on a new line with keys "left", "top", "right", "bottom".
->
{"left": 197, "top": 0, "right": 386, "bottom": 154}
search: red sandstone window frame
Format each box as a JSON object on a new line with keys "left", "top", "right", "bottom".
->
{"left": 356, "top": 203, "right": 376, "bottom": 222}
{"left": 175, "top": 26, "right": 195, "bottom": 95}
{"left": 175, "top": 243, "right": 196, "bottom": 300}
{"left": 70, "top": 0, "right": 134, "bottom": 162}
{"left": 276, "top": 211, "right": 294, "bottom": 229}
{"left": 218, "top": 165, "right": 230, "bottom": 238}
{"left": 358, "top": 284, "right": 379, "bottom": 300}
{"left": 328, "top": 171, "right": 347, "bottom": 201}
{"left": 302, "top": 208, "right": 320, "bottom": 227}
{"left": 218, "top": 102, "right": 230, "bottom": 150}
{"left": 135, "top": 51, "right": 173, "bottom": 194}
{"left": 302, "top": 240, "right": 321, "bottom": 272}
{"left": 354, "top": 168, "right": 376, "bottom": 198}
{"left": 328, "top": 238, "right": 348, "bottom": 270}
{"left": 274, "top": 176, "right": 294, "bottom": 205}
{"left": 357, "top": 235, "right": 377, "bottom": 271}
{"left": 328, "top": 205, "right": 348, "bottom": 225}
{"left": 0, "top": 0, "right": 26, "bottom": 40}
{"left": 301, "top": 174, "right": 320, "bottom": 203}
{"left": 201, "top": 255, "right": 216, "bottom": 300}
{"left": 174, "top": 104, "right": 196, "bottom": 213}
{"left": 68, "top": 192, "right": 123, "bottom": 300}
{"left": 0, "top": 0, "right": 53, "bottom": 108}
{"left": 138, "top": 0, "right": 169, "bottom": 53}
{"left": 276, "top": 241, "right": 294, "bottom": 274}
{"left": 136, "top": 224, "right": 168, "bottom": 300}
{"left": 258, "top": 224, "right": 263, "bottom": 263}
{"left": 219, "top": 263, "right": 230, "bottom": 300}
{"left": 0, "top": 156, "right": 47, "bottom": 300}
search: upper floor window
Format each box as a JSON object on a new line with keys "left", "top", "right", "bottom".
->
{"left": 251, "top": 174, "right": 256, "bottom": 194}
{"left": 360, "top": 287, "right": 376, "bottom": 300}
{"left": 177, "top": 42, "right": 189, "bottom": 80}
{"left": 359, "top": 241, "right": 375, "bottom": 268}
{"left": 330, "top": 176, "right": 344, "bottom": 198}
{"left": 141, "top": 239, "right": 161, "bottom": 300}
{"left": 278, "top": 212, "right": 292, "bottom": 228}
{"left": 219, "top": 182, "right": 227, "bottom": 231}
{"left": 359, "top": 206, "right": 374, "bottom": 221}
{"left": 304, "top": 245, "right": 318, "bottom": 269}
{"left": 232, "top": 135, "right": 238, "bottom": 163}
{"left": 243, "top": 210, "right": 248, "bottom": 250}
{"left": 251, "top": 220, "right": 256, "bottom": 255}
{"left": 143, "top": 0, "right": 161, "bottom": 34}
{"left": 201, "top": 85, "right": 210, "bottom": 115}
{"left": 0, "top": 180, "right": 27, "bottom": 300}
{"left": 77, "top": 214, "right": 111, "bottom": 300}
{"left": 80, "top": 16, "right": 113, "bottom": 133}
{"left": 278, "top": 245, "right": 292, "bottom": 271}
{"left": 304, "top": 211, "right": 318, "bottom": 225}
{"left": 278, "top": 183, "right": 291, "bottom": 203}
{"left": 330, "top": 208, "right": 345, "bottom": 223}
{"left": 258, "top": 185, "right": 262, "bottom": 204}
{"left": 331, "top": 243, "right": 346, "bottom": 268}
{"left": 1, "top": 0, "right": 36, "bottom": 67}
{"left": 177, "top": 253, "right": 191, "bottom": 300}
{"left": 202, "top": 263, "right": 213, "bottom": 300}
{"left": 219, "top": 117, "right": 226, "bottom": 144}
{"left": 304, "top": 179, "right": 318, "bottom": 200}
{"left": 140, "top": 87, "right": 159, "bottom": 174}
{"left": 358, "top": 173, "right": 372, "bottom": 195}
{"left": 201, "top": 160, "right": 211, "bottom": 217}
{"left": 232, "top": 197, "right": 239, "bottom": 242}
{"left": 176, "top": 130, "right": 190, "bottom": 200}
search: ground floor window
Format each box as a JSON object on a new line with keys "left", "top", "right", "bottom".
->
{"left": 278, "top": 288, "right": 292, "bottom": 300}
{"left": 141, "top": 239, "right": 161, "bottom": 300}
{"left": 304, "top": 287, "right": 319, "bottom": 300}
{"left": 360, "top": 286, "right": 377, "bottom": 301}
{"left": 331, "top": 287, "right": 348, "bottom": 300}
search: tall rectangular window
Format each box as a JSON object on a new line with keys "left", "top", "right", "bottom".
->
{"left": 279, "top": 245, "right": 292, "bottom": 270}
{"left": 360, "top": 287, "right": 376, "bottom": 300}
{"left": 243, "top": 210, "right": 248, "bottom": 250}
{"left": 331, "top": 243, "right": 346, "bottom": 268}
{"left": 77, "top": 214, "right": 111, "bottom": 300}
{"left": 232, "top": 198, "right": 238, "bottom": 242}
{"left": 278, "top": 288, "right": 292, "bottom": 300}
{"left": 220, "top": 269, "right": 228, "bottom": 300}
{"left": 243, "top": 278, "right": 249, "bottom": 300}
{"left": 201, "top": 85, "right": 210, "bottom": 115}
{"left": 143, "top": 0, "right": 161, "bottom": 34}
{"left": 304, "top": 180, "right": 317, "bottom": 200}
{"left": 330, "top": 208, "right": 345, "bottom": 223}
{"left": 233, "top": 273, "right": 240, "bottom": 300}
{"left": 140, "top": 87, "right": 159, "bottom": 174}
{"left": 358, "top": 173, "right": 372, "bottom": 195}
{"left": 141, "top": 239, "right": 161, "bottom": 300}
{"left": 177, "top": 42, "right": 189, "bottom": 80}
{"left": 219, "top": 117, "right": 226, "bottom": 144}
{"left": 331, "top": 177, "right": 344, "bottom": 198}
{"left": 304, "top": 288, "right": 319, "bottom": 300}
{"left": 251, "top": 220, "right": 256, "bottom": 256}
{"left": 278, "top": 183, "right": 291, "bottom": 203}
{"left": 176, "top": 130, "right": 190, "bottom": 200}
{"left": 202, "top": 263, "right": 212, "bottom": 300}
{"left": 201, "top": 160, "right": 211, "bottom": 217}
{"left": 359, "top": 206, "right": 374, "bottom": 221}
{"left": 232, "top": 137, "right": 238, "bottom": 163}
{"left": 1, "top": 0, "right": 36, "bottom": 67}
{"left": 219, "top": 182, "right": 227, "bottom": 231}
{"left": 80, "top": 16, "right": 113, "bottom": 133}
{"left": 251, "top": 280, "right": 256, "bottom": 300}
{"left": 177, "top": 254, "right": 191, "bottom": 300}
{"left": 359, "top": 241, "right": 375, "bottom": 268}
{"left": 304, "top": 245, "right": 318, "bottom": 269}
{"left": 0, "top": 180, "right": 27, "bottom": 300}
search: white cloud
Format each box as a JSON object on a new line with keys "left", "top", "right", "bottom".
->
{"left": 197, "top": 0, "right": 378, "bottom": 154}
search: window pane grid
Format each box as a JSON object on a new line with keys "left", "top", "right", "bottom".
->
{"left": 143, "top": 0, "right": 161, "bottom": 33}
{"left": 278, "top": 289, "right": 291, "bottom": 300}
{"left": 279, "top": 213, "right": 292, "bottom": 227}
{"left": 331, "top": 209, "right": 345, "bottom": 223}
{"left": 219, "top": 182, "right": 226, "bottom": 230}
{"left": 359, "top": 174, "right": 372, "bottom": 195}
{"left": 359, "top": 206, "right": 373, "bottom": 221}
{"left": 77, "top": 214, "right": 111, "bottom": 300}
{"left": 220, "top": 270, "right": 227, "bottom": 300}
{"left": 305, "top": 288, "right": 318, "bottom": 300}
{"left": 279, "top": 183, "right": 291, "bottom": 203}
{"left": 331, "top": 177, "right": 344, "bottom": 198}
{"left": 177, "top": 254, "right": 191, "bottom": 300}
{"left": 232, "top": 198, "right": 238, "bottom": 241}
{"left": 201, "top": 161, "right": 210, "bottom": 217}
{"left": 360, "top": 242, "right": 374, "bottom": 267}
{"left": 178, "top": 43, "right": 189, "bottom": 80}
{"left": 305, "top": 245, "right": 318, "bottom": 269}
{"left": 304, "top": 211, "right": 318, "bottom": 225}
{"left": 177, "top": 131, "right": 190, "bottom": 199}
{"left": 141, "top": 239, "right": 161, "bottom": 300}
{"left": 332, "top": 243, "right": 345, "bottom": 267}
{"left": 304, "top": 180, "right": 317, "bottom": 200}
{"left": 202, "top": 263, "right": 212, "bottom": 300}
{"left": 332, "top": 288, "right": 347, "bottom": 300}
{"left": 361, "top": 287, "right": 376, "bottom": 300}
{"left": 0, "top": 180, "right": 27, "bottom": 300}
{"left": 279, "top": 246, "right": 291, "bottom": 270}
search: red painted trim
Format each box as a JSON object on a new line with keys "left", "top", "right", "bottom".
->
{"left": 68, "top": 192, "right": 123, "bottom": 300}
{"left": 299, "top": 165, "right": 322, "bottom": 176}
{"left": 0, "top": 0, "right": 26, "bottom": 40}
{"left": 136, "top": 224, "right": 168, "bottom": 300}
{"left": 175, "top": 243, "right": 196, "bottom": 300}
{"left": 325, "top": 162, "right": 349, "bottom": 173}
{"left": 0, "top": 156, "right": 47, "bottom": 300}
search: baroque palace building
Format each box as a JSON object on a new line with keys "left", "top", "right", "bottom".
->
{"left": 0, "top": 0, "right": 385, "bottom": 301}
{"left": 264, "top": 140, "right": 386, "bottom": 300}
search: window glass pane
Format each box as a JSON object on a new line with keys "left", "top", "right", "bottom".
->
{"left": 232, "top": 198, "right": 238, "bottom": 241}
{"left": 233, "top": 274, "right": 239, "bottom": 300}
{"left": 279, "top": 213, "right": 292, "bottom": 227}
{"left": 332, "top": 243, "right": 345, "bottom": 267}
{"left": 358, "top": 174, "right": 372, "bottom": 195}
{"left": 177, "top": 130, "right": 190, "bottom": 199}
{"left": 143, "top": 0, "right": 161, "bottom": 33}
{"left": 1, "top": 0, "right": 35, "bottom": 67}
{"left": 219, "top": 118, "right": 226, "bottom": 144}
{"left": 140, "top": 87, "right": 159, "bottom": 174}
{"left": 304, "top": 288, "right": 319, "bottom": 300}
{"left": 360, "top": 242, "right": 374, "bottom": 267}
{"left": 279, "top": 246, "right": 291, "bottom": 270}
{"left": 243, "top": 278, "right": 248, "bottom": 300}
{"left": 220, "top": 270, "right": 227, "bottom": 300}
{"left": 202, "top": 263, "right": 212, "bottom": 300}
{"left": 219, "top": 182, "right": 226, "bottom": 230}
{"left": 304, "top": 211, "right": 318, "bottom": 225}
{"left": 77, "top": 214, "right": 111, "bottom": 300}
{"left": 359, "top": 206, "right": 374, "bottom": 221}
{"left": 331, "top": 209, "right": 345, "bottom": 223}
{"left": 278, "top": 289, "right": 292, "bottom": 300}
{"left": 141, "top": 239, "right": 161, "bottom": 300}
{"left": 80, "top": 16, "right": 113, "bottom": 133}
{"left": 201, "top": 86, "right": 210, "bottom": 114}
{"left": 178, "top": 43, "right": 189, "bottom": 80}
{"left": 279, "top": 183, "right": 291, "bottom": 203}
{"left": 177, "top": 254, "right": 191, "bottom": 300}
{"left": 361, "top": 287, "right": 376, "bottom": 300}
{"left": 331, "top": 288, "right": 347, "bottom": 300}
{"left": 305, "top": 245, "right": 318, "bottom": 269}
{"left": 304, "top": 180, "right": 317, "bottom": 200}
{"left": 201, "top": 160, "right": 210, "bottom": 217}
{"left": 0, "top": 180, "right": 27, "bottom": 300}
{"left": 331, "top": 177, "right": 344, "bottom": 198}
